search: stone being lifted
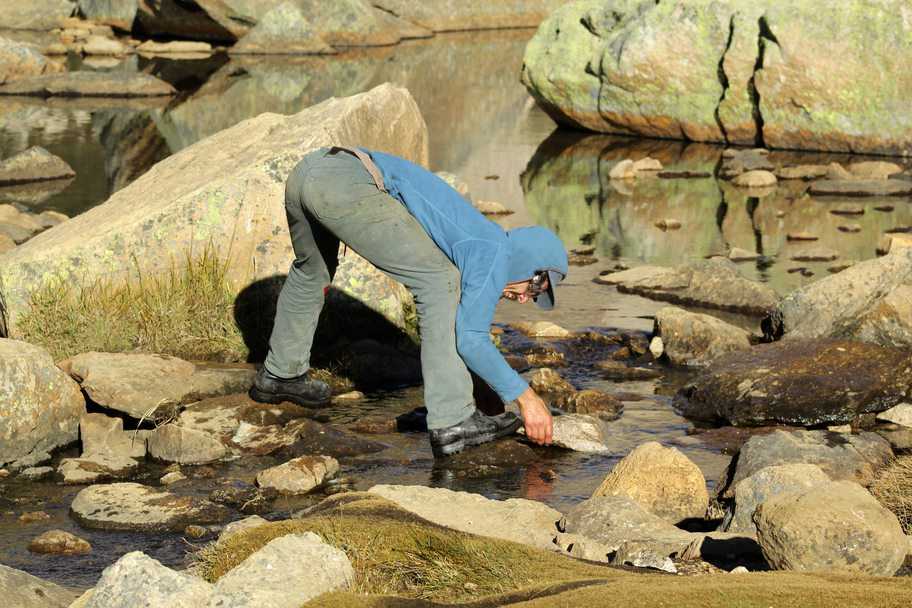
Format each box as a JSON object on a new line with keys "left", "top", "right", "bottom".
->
{"left": 521, "top": 0, "right": 912, "bottom": 155}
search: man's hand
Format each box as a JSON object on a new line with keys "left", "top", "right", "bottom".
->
{"left": 516, "top": 387, "right": 553, "bottom": 445}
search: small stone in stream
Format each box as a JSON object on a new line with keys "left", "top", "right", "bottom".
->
{"left": 830, "top": 205, "right": 865, "bottom": 216}
{"left": 529, "top": 367, "right": 574, "bottom": 399}
{"left": 648, "top": 336, "right": 664, "bottom": 359}
{"left": 732, "top": 170, "right": 777, "bottom": 188}
{"left": 332, "top": 390, "right": 364, "bottom": 402}
{"left": 18, "top": 511, "right": 50, "bottom": 524}
{"left": 547, "top": 414, "right": 609, "bottom": 453}
{"left": 0, "top": 146, "right": 76, "bottom": 186}
{"left": 28, "top": 530, "right": 91, "bottom": 555}
{"left": 349, "top": 417, "right": 397, "bottom": 434}
{"left": 632, "top": 157, "right": 663, "bottom": 172}
{"left": 812, "top": 179, "right": 912, "bottom": 197}
{"left": 790, "top": 247, "right": 838, "bottom": 262}
{"left": 210, "top": 480, "right": 278, "bottom": 514}
{"left": 657, "top": 170, "right": 712, "bottom": 179}
{"left": 720, "top": 149, "right": 774, "bottom": 179}
{"left": 160, "top": 471, "right": 186, "bottom": 485}
{"left": 826, "top": 163, "right": 853, "bottom": 180}
{"left": 775, "top": 164, "right": 829, "bottom": 180}
{"left": 722, "top": 463, "right": 831, "bottom": 533}
{"left": 611, "top": 346, "right": 632, "bottom": 360}
{"left": 557, "top": 390, "right": 624, "bottom": 421}
{"left": 19, "top": 466, "right": 53, "bottom": 481}
{"left": 874, "top": 204, "right": 895, "bottom": 212}
{"left": 71, "top": 483, "right": 229, "bottom": 532}
{"left": 787, "top": 266, "right": 807, "bottom": 274}
{"left": 82, "top": 35, "right": 127, "bottom": 56}
{"left": 58, "top": 453, "right": 138, "bottom": 484}
{"left": 473, "top": 200, "right": 512, "bottom": 215}
{"left": 445, "top": 439, "right": 538, "bottom": 472}
{"left": 621, "top": 333, "right": 650, "bottom": 357}
{"left": 568, "top": 253, "right": 598, "bottom": 266}
{"left": 728, "top": 247, "right": 759, "bottom": 262}
{"left": 609, "top": 159, "right": 637, "bottom": 180}
{"left": 523, "top": 347, "right": 567, "bottom": 368}
{"left": 256, "top": 455, "right": 339, "bottom": 495}
{"left": 280, "top": 418, "right": 388, "bottom": 458}
{"left": 0, "top": 469, "right": 8, "bottom": 478}
{"left": 137, "top": 40, "right": 214, "bottom": 54}
{"left": 828, "top": 263, "right": 854, "bottom": 273}
{"left": 847, "top": 161, "right": 904, "bottom": 180}
{"left": 571, "top": 245, "right": 596, "bottom": 256}
{"left": 786, "top": 232, "right": 818, "bottom": 241}
{"left": 184, "top": 525, "right": 208, "bottom": 539}
{"left": 838, "top": 224, "right": 862, "bottom": 233}
{"left": 876, "top": 403, "right": 912, "bottom": 427}
{"left": 595, "top": 359, "right": 661, "bottom": 381}
{"left": 654, "top": 218, "right": 681, "bottom": 230}
{"left": 514, "top": 321, "right": 571, "bottom": 338}
{"left": 593, "top": 442, "right": 708, "bottom": 523}
{"left": 87, "top": 551, "right": 213, "bottom": 607}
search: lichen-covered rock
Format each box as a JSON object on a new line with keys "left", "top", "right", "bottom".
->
{"left": 255, "top": 455, "right": 339, "bottom": 495}
{"left": 84, "top": 551, "right": 213, "bottom": 608}
{"left": 593, "top": 442, "right": 708, "bottom": 523}
{"left": 373, "top": 0, "right": 567, "bottom": 32}
{"left": 0, "top": 84, "right": 424, "bottom": 346}
{"left": 71, "top": 483, "right": 229, "bottom": 531}
{"left": 0, "top": 38, "right": 64, "bottom": 85}
{"left": 654, "top": 306, "right": 751, "bottom": 367}
{"left": 0, "top": 1, "right": 76, "bottom": 30}
{"left": 0, "top": 339, "right": 84, "bottom": 468}
{"left": 78, "top": 0, "right": 138, "bottom": 30}
{"left": 230, "top": 2, "right": 336, "bottom": 55}
{"left": 522, "top": 0, "right": 912, "bottom": 155}
{"left": 557, "top": 390, "right": 623, "bottom": 421}
{"left": 722, "top": 464, "right": 831, "bottom": 533}
{"left": 674, "top": 340, "right": 912, "bottom": 427}
{"left": 754, "top": 481, "right": 907, "bottom": 575}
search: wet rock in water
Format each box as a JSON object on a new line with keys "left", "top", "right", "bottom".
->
{"left": 282, "top": 417, "right": 388, "bottom": 458}
{"left": 0, "top": 71, "right": 175, "bottom": 98}
{"left": 754, "top": 480, "right": 907, "bottom": 575}
{"left": 786, "top": 231, "right": 818, "bottom": 241}
{"left": 160, "top": 471, "right": 185, "bottom": 485}
{"left": 0, "top": 563, "right": 77, "bottom": 608}
{"left": 847, "top": 161, "right": 904, "bottom": 180}
{"left": 19, "top": 466, "right": 53, "bottom": 481}
{"left": 674, "top": 340, "right": 912, "bottom": 427}
{"left": 775, "top": 164, "right": 828, "bottom": 180}
{"left": 368, "top": 484, "right": 562, "bottom": 551}
{"left": 829, "top": 204, "right": 865, "bottom": 216}
{"left": 877, "top": 403, "right": 912, "bottom": 427}
{"left": 727, "top": 247, "right": 760, "bottom": 262}
{"left": 632, "top": 157, "right": 663, "bottom": 173}
{"left": 790, "top": 247, "right": 839, "bottom": 262}
{"left": 10, "top": 450, "right": 52, "bottom": 472}
{"left": 732, "top": 170, "right": 777, "bottom": 188}
{"left": 210, "top": 480, "right": 277, "bottom": 514}
{"left": 529, "top": 367, "right": 574, "bottom": 401}
{"left": 230, "top": 2, "right": 335, "bottom": 56}
{"left": 82, "top": 35, "right": 128, "bottom": 56}
{"left": 653, "top": 306, "right": 751, "bottom": 367}
{"left": 18, "top": 511, "right": 51, "bottom": 524}
{"left": 78, "top": 0, "right": 138, "bottom": 31}
{"left": 547, "top": 414, "right": 609, "bottom": 453}
{"left": 136, "top": 40, "right": 213, "bottom": 55}
{"left": 609, "top": 159, "right": 637, "bottom": 180}
{"left": 85, "top": 551, "right": 213, "bottom": 608}
{"left": 719, "top": 151, "right": 774, "bottom": 180}
{"left": 148, "top": 423, "right": 228, "bottom": 464}
{"left": 837, "top": 223, "right": 862, "bottom": 233}
{"left": 0, "top": 339, "right": 84, "bottom": 468}
{"left": 764, "top": 248, "right": 912, "bottom": 348}
{"left": 71, "top": 482, "right": 229, "bottom": 532}
{"left": 80, "top": 413, "right": 146, "bottom": 459}
{"left": 522, "top": 346, "right": 566, "bottom": 368}
{"left": 0, "top": 37, "right": 64, "bottom": 85}
{"left": 593, "top": 442, "right": 708, "bottom": 523}
{"left": 567, "top": 252, "right": 598, "bottom": 266}
{"left": 595, "top": 359, "right": 660, "bottom": 381}
{"left": 558, "top": 495, "right": 696, "bottom": 557}
{"left": 596, "top": 259, "right": 779, "bottom": 316}
{"left": 58, "top": 452, "right": 138, "bottom": 484}
{"left": 211, "top": 532, "right": 353, "bottom": 607}
{"left": 720, "top": 430, "right": 893, "bottom": 498}
{"left": 722, "top": 464, "right": 831, "bottom": 533}
{"left": 557, "top": 390, "right": 623, "bottom": 421}
{"left": 28, "top": 529, "right": 91, "bottom": 555}
{"left": 513, "top": 320, "right": 571, "bottom": 338}
{"left": 444, "top": 438, "right": 539, "bottom": 473}
{"left": 0, "top": 146, "right": 75, "bottom": 186}
{"left": 810, "top": 179, "right": 912, "bottom": 197}
{"left": 256, "top": 455, "right": 339, "bottom": 495}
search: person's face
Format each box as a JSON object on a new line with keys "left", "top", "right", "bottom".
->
{"left": 501, "top": 274, "right": 549, "bottom": 304}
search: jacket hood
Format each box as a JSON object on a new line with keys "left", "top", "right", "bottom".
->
{"left": 505, "top": 226, "right": 568, "bottom": 309}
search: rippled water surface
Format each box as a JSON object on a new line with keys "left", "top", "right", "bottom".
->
{"left": 1, "top": 29, "right": 910, "bottom": 590}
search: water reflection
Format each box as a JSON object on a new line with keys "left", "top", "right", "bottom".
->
{"left": 521, "top": 132, "right": 912, "bottom": 294}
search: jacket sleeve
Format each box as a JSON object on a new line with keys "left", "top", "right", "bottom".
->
{"left": 454, "top": 240, "right": 529, "bottom": 403}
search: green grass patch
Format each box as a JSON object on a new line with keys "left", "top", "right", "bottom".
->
{"left": 871, "top": 455, "right": 912, "bottom": 534}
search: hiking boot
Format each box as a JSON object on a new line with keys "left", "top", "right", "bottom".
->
{"left": 429, "top": 409, "right": 522, "bottom": 458}
{"left": 249, "top": 367, "right": 331, "bottom": 407}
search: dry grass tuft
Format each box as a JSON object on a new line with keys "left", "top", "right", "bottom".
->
{"left": 870, "top": 455, "right": 912, "bottom": 534}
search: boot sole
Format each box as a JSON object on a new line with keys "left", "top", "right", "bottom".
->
{"left": 249, "top": 386, "right": 331, "bottom": 408}
{"left": 431, "top": 418, "right": 523, "bottom": 458}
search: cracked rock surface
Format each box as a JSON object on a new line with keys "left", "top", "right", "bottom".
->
{"left": 522, "top": 0, "right": 912, "bottom": 155}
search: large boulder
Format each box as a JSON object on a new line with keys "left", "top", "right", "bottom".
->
{"left": 0, "top": 38, "right": 64, "bottom": 85}
{"left": 84, "top": 551, "right": 213, "bottom": 608}
{"left": 722, "top": 463, "right": 831, "bottom": 533}
{"left": 754, "top": 480, "right": 907, "bottom": 575}
{"left": 0, "top": 1, "right": 76, "bottom": 30}
{"left": 210, "top": 532, "right": 353, "bottom": 607}
{"left": 0, "top": 563, "right": 77, "bottom": 608}
{"left": 720, "top": 429, "right": 893, "bottom": 498}
{"left": 674, "top": 340, "right": 912, "bottom": 427}
{"left": 78, "top": 0, "right": 138, "bottom": 30}
{"left": 764, "top": 248, "right": 912, "bottom": 348}
{"left": 230, "top": 2, "right": 335, "bottom": 55}
{"left": 0, "top": 146, "right": 75, "bottom": 186}
{"left": 0, "top": 84, "right": 425, "bottom": 346}
{"left": 368, "top": 484, "right": 562, "bottom": 551}
{"left": 373, "top": 0, "right": 567, "bottom": 31}
{"left": 522, "top": 0, "right": 912, "bottom": 155}
{"left": 0, "top": 339, "right": 84, "bottom": 467}
{"left": 71, "top": 482, "right": 229, "bottom": 531}
{"left": 593, "top": 442, "right": 708, "bottom": 523}
{"left": 596, "top": 259, "right": 779, "bottom": 316}
{"left": 653, "top": 306, "right": 752, "bottom": 367}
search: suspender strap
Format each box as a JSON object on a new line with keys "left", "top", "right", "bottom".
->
{"left": 328, "top": 146, "right": 387, "bottom": 193}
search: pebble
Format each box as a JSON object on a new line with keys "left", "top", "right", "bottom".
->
{"left": 729, "top": 566, "right": 750, "bottom": 574}
{"left": 655, "top": 218, "right": 681, "bottom": 230}
{"left": 28, "top": 530, "right": 91, "bottom": 555}
{"left": 19, "top": 511, "right": 51, "bottom": 524}
{"left": 160, "top": 471, "right": 186, "bottom": 486}
{"left": 332, "top": 391, "right": 365, "bottom": 402}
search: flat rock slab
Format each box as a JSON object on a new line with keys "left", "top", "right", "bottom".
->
{"left": 368, "top": 484, "right": 562, "bottom": 551}
{"left": 0, "top": 71, "right": 176, "bottom": 98}
{"left": 809, "top": 179, "right": 912, "bottom": 197}
{"left": 720, "top": 429, "right": 893, "bottom": 498}
{"left": 0, "top": 563, "right": 77, "bottom": 608}
{"left": 70, "top": 482, "right": 229, "bottom": 532}
{"left": 58, "top": 453, "right": 138, "bottom": 484}
{"left": 674, "top": 339, "right": 912, "bottom": 427}
{"left": 596, "top": 259, "right": 778, "bottom": 316}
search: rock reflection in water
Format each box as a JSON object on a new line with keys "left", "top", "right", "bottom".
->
{"left": 521, "top": 132, "right": 912, "bottom": 294}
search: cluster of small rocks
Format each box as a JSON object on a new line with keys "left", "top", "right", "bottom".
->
{"left": 0, "top": 199, "right": 68, "bottom": 253}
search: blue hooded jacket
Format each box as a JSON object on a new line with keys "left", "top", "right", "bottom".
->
{"left": 368, "top": 149, "right": 569, "bottom": 403}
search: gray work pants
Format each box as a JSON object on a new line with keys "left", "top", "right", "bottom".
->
{"left": 264, "top": 148, "right": 475, "bottom": 430}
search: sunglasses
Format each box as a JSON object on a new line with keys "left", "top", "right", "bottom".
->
{"left": 529, "top": 271, "right": 549, "bottom": 298}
